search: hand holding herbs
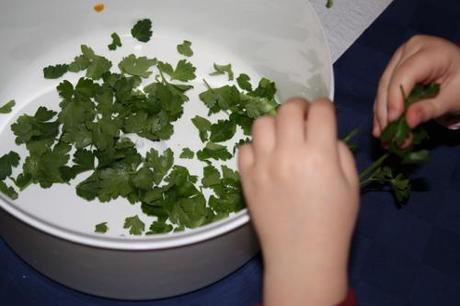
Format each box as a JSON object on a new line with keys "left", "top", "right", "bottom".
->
{"left": 358, "top": 83, "right": 440, "bottom": 204}
{"left": 373, "top": 35, "right": 460, "bottom": 137}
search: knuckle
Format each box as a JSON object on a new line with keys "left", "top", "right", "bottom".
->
{"left": 312, "top": 98, "right": 334, "bottom": 113}
{"left": 297, "top": 148, "right": 330, "bottom": 173}
{"left": 252, "top": 165, "right": 271, "bottom": 187}
{"left": 252, "top": 116, "right": 273, "bottom": 133}
{"left": 270, "top": 157, "right": 293, "bottom": 178}
{"left": 280, "top": 98, "right": 308, "bottom": 114}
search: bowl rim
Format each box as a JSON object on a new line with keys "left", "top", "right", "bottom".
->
{"left": 0, "top": 0, "right": 334, "bottom": 251}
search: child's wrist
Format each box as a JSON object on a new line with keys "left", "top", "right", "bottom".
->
{"left": 264, "top": 263, "right": 348, "bottom": 306}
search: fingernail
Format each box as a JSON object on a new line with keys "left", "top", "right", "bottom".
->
{"left": 372, "top": 124, "right": 379, "bottom": 137}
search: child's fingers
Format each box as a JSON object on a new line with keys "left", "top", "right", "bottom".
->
{"left": 275, "top": 98, "right": 309, "bottom": 149}
{"left": 306, "top": 99, "right": 338, "bottom": 154}
{"left": 374, "top": 45, "right": 405, "bottom": 133}
{"left": 251, "top": 116, "right": 276, "bottom": 159}
{"left": 238, "top": 144, "right": 255, "bottom": 174}
{"left": 337, "top": 141, "right": 359, "bottom": 188}
{"left": 372, "top": 116, "right": 381, "bottom": 137}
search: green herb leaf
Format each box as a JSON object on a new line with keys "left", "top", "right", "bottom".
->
{"left": 14, "top": 173, "right": 32, "bottom": 190}
{"left": 43, "top": 64, "right": 69, "bottom": 79}
{"left": 95, "top": 222, "right": 109, "bottom": 233}
{"left": 251, "top": 78, "right": 277, "bottom": 100}
{"left": 22, "top": 142, "right": 72, "bottom": 188}
{"left": 72, "top": 149, "right": 96, "bottom": 174}
{"left": 170, "top": 195, "right": 207, "bottom": 228}
{"left": 80, "top": 45, "right": 112, "bottom": 80}
{"left": 402, "top": 150, "right": 430, "bottom": 165}
{"left": 118, "top": 54, "right": 157, "bottom": 78}
{"left": 237, "top": 73, "right": 252, "bottom": 91}
{"left": 171, "top": 59, "right": 196, "bottom": 82}
{"left": 145, "top": 148, "right": 174, "bottom": 184}
{"left": 177, "top": 40, "right": 193, "bottom": 57}
{"left": 197, "top": 143, "right": 232, "bottom": 161}
{"left": 202, "top": 165, "right": 221, "bottom": 188}
{"left": 391, "top": 174, "right": 410, "bottom": 203}
{"left": 0, "top": 151, "right": 20, "bottom": 180}
{"left": 191, "top": 115, "right": 212, "bottom": 142}
{"left": 241, "top": 94, "right": 278, "bottom": 118}
{"left": 210, "top": 63, "right": 234, "bottom": 81}
{"left": 131, "top": 19, "right": 153, "bottom": 42}
{"left": 131, "top": 167, "right": 155, "bottom": 190}
{"left": 57, "top": 81, "right": 74, "bottom": 99}
{"left": 68, "top": 55, "right": 90, "bottom": 73}
{"left": 148, "top": 221, "right": 173, "bottom": 234}
{"left": 0, "top": 181, "right": 18, "bottom": 200}
{"left": 210, "top": 119, "right": 236, "bottom": 142}
{"left": 180, "top": 148, "right": 194, "bottom": 159}
{"left": 11, "top": 106, "right": 60, "bottom": 145}
{"left": 108, "top": 32, "right": 122, "bottom": 51}
{"left": 124, "top": 215, "right": 145, "bottom": 235}
{"left": 229, "top": 113, "right": 253, "bottom": 136}
{"left": 199, "top": 84, "right": 240, "bottom": 114}
{"left": 0, "top": 100, "right": 15, "bottom": 114}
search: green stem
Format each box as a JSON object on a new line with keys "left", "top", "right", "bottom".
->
{"left": 359, "top": 153, "right": 389, "bottom": 181}
{"left": 158, "top": 69, "right": 169, "bottom": 85}
{"left": 360, "top": 176, "right": 379, "bottom": 188}
{"left": 342, "top": 128, "right": 359, "bottom": 144}
{"left": 203, "top": 79, "right": 212, "bottom": 90}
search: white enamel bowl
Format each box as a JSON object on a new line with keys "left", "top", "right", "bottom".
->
{"left": 0, "top": 0, "right": 333, "bottom": 299}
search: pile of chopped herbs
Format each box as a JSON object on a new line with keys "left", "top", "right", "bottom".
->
{"left": 0, "top": 18, "right": 278, "bottom": 235}
{"left": 0, "top": 18, "right": 439, "bottom": 235}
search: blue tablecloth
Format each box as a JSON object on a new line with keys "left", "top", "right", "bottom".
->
{"left": 2, "top": 0, "right": 460, "bottom": 305}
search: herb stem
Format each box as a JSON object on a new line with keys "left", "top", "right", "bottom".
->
{"left": 360, "top": 176, "right": 379, "bottom": 188}
{"left": 158, "top": 69, "right": 168, "bottom": 84}
{"left": 342, "top": 128, "right": 359, "bottom": 145}
{"left": 203, "top": 79, "right": 212, "bottom": 90}
{"left": 359, "top": 153, "right": 389, "bottom": 182}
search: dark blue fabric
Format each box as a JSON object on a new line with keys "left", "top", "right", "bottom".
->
{"left": 2, "top": 0, "right": 460, "bottom": 305}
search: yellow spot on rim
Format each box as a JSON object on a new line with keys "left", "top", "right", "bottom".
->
{"left": 94, "top": 3, "right": 105, "bottom": 13}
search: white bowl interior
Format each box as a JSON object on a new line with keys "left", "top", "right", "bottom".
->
{"left": 0, "top": 0, "right": 332, "bottom": 249}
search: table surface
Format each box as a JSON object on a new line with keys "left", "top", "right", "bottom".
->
{"left": 3, "top": 0, "right": 460, "bottom": 305}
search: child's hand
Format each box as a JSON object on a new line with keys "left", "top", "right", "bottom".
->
{"left": 238, "top": 98, "right": 359, "bottom": 306}
{"left": 373, "top": 35, "right": 460, "bottom": 137}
